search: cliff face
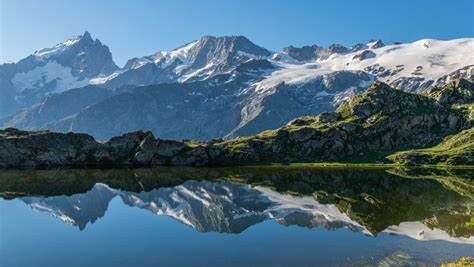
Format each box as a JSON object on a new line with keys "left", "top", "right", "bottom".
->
{"left": 0, "top": 80, "right": 472, "bottom": 169}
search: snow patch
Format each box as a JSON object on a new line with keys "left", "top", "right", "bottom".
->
{"left": 256, "top": 186, "right": 371, "bottom": 234}
{"left": 163, "top": 40, "right": 199, "bottom": 66}
{"left": 11, "top": 61, "right": 89, "bottom": 93}
{"left": 89, "top": 71, "right": 122, "bottom": 84}
{"left": 237, "top": 50, "right": 261, "bottom": 59}
{"left": 34, "top": 36, "right": 81, "bottom": 59}
{"left": 384, "top": 221, "right": 474, "bottom": 244}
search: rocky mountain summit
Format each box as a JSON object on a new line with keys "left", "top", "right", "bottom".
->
{"left": 99, "top": 35, "right": 272, "bottom": 88}
{"left": 0, "top": 32, "right": 117, "bottom": 117}
{"left": 277, "top": 39, "right": 385, "bottom": 62}
{"left": 1, "top": 80, "right": 471, "bottom": 168}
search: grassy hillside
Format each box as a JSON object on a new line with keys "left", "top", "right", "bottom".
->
{"left": 388, "top": 128, "right": 474, "bottom": 165}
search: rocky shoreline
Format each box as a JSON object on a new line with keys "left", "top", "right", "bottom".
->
{"left": 1, "top": 80, "right": 473, "bottom": 169}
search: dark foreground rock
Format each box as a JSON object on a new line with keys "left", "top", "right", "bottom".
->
{"left": 0, "top": 128, "right": 211, "bottom": 168}
{"left": 1, "top": 80, "right": 472, "bottom": 168}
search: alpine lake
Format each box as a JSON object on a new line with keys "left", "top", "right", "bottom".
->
{"left": 1, "top": 165, "right": 473, "bottom": 267}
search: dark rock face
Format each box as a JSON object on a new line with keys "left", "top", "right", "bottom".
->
{"left": 282, "top": 45, "right": 326, "bottom": 61}
{"left": 369, "top": 40, "right": 385, "bottom": 49}
{"left": 282, "top": 43, "right": 352, "bottom": 62}
{"left": 350, "top": 43, "right": 368, "bottom": 52}
{"left": 328, "top": 44, "right": 350, "bottom": 54}
{"left": 3, "top": 85, "right": 113, "bottom": 130}
{"left": 280, "top": 39, "right": 385, "bottom": 62}
{"left": 352, "top": 50, "right": 376, "bottom": 61}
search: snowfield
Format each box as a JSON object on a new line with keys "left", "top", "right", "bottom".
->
{"left": 12, "top": 61, "right": 89, "bottom": 93}
{"left": 253, "top": 38, "right": 474, "bottom": 93}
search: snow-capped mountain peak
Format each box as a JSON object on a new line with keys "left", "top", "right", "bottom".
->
{"left": 99, "top": 35, "right": 272, "bottom": 85}
{"left": 0, "top": 31, "right": 118, "bottom": 116}
{"left": 165, "top": 39, "right": 200, "bottom": 64}
{"left": 275, "top": 41, "right": 380, "bottom": 63}
{"left": 367, "top": 39, "right": 385, "bottom": 49}
{"left": 33, "top": 31, "right": 95, "bottom": 60}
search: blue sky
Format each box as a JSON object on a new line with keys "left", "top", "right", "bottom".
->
{"left": 1, "top": 0, "right": 473, "bottom": 66}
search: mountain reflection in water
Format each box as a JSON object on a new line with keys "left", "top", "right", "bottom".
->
{"left": 21, "top": 181, "right": 369, "bottom": 234}
{"left": 1, "top": 166, "right": 473, "bottom": 267}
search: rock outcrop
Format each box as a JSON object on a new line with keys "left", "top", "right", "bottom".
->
{"left": 0, "top": 32, "right": 118, "bottom": 118}
{"left": 386, "top": 79, "right": 474, "bottom": 165}
{"left": 0, "top": 128, "right": 210, "bottom": 168}
{"left": 426, "top": 78, "right": 474, "bottom": 105}
{"left": 352, "top": 50, "right": 376, "bottom": 61}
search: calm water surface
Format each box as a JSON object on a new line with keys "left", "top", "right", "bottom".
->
{"left": 0, "top": 167, "right": 473, "bottom": 267}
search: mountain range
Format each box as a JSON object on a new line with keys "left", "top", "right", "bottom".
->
{"left": 1, "top": 32, "right": 473, "bottom": 140}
